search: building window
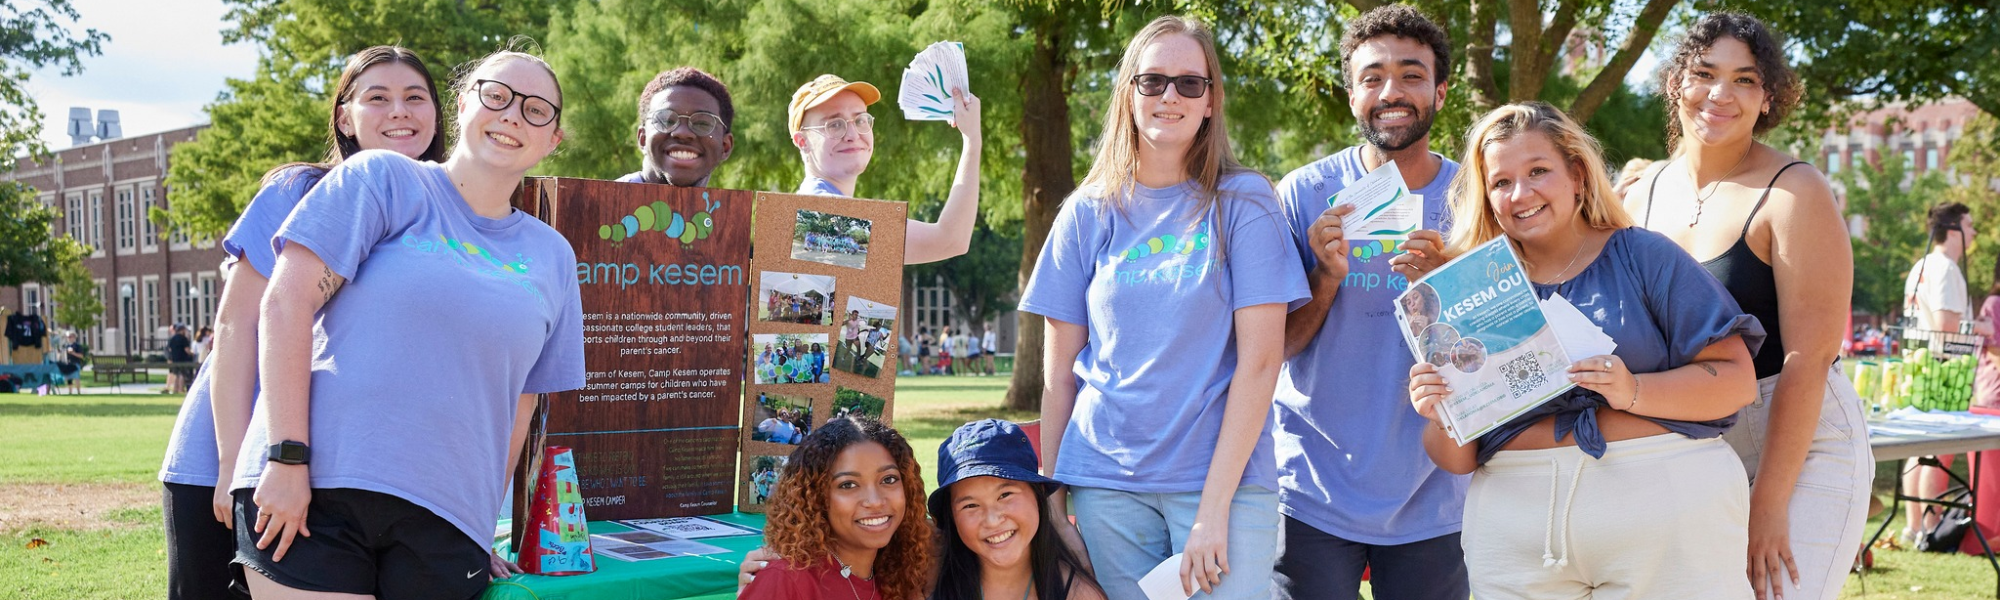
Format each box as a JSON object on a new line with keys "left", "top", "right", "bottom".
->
{"left": 1825, "top": 151, "right": 1840, "bottom": 174}
{"left": 22, "top": 284, "right": 42, "bottom": 322}
{"left": 92, "top": 278, "right": 106, "bottom": 352}
{"left": 167, "top": 184, "right": 192, "bottom": 250}
{"left": 197, "top": 271, "right": 218, "bottom": 329}
{"left": 140, "top": 186, "right": 159, "bottom": 253}
{"left": 88, "top": 190, "right": 104, "bottom": 257}
{"left": 117, "top": 277, "right": 137, "bottom": 355}
{"left": 64, "top": 193, "right": 84, "bottom": 243}
{"left": 172, "top": 274, "right": 194, "bottom": 332}
{"left": 141, "top": 276, "right": 160, "bottom": 352}
{"left": 1904, "top": 149, "right": 1917, "bottom": 169}
{"left": 114, "top": 187, "right": 136, "bottom": 254}
{"left": 1927, "top": 147, "right": 1940, "bottom": 171}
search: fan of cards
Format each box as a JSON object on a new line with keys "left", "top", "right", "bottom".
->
{"left": 898, "top": 41, "right": 969, "bottom": 121}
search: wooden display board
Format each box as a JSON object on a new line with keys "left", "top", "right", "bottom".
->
{"left": 738, "top": 192, "right": 906, "bottom": 512}
{"left": 516, "top": 178, "right": 752, "bottom": 520}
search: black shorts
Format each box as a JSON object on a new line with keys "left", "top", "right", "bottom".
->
{"left": 232, "top": 488, "right": 491, "bottom": 600}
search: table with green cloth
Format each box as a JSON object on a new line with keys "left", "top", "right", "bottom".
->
{"left": 484, "top": 512, "right": 765, "bottom": 600}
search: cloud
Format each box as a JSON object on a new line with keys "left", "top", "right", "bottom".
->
{"left": 24, "top": 0, "right": 259, "bottom": 148}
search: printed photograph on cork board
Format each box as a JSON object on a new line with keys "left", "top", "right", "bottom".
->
{"left": 752, "top": 333, "right": 831, "bottom": 385}
{"left": 749, "top": 392, "right": 814, "bottom": 446}
{"left": 792, "top": 209, "right": 873, "bottom": 270}
{"left": 833, "top": 387, "right": 888, "bottom": 422}
{"left": 757, "top": 271, "right": 837, "bottom": 326}
{"left": 744, "top": 454, "right": 789, "bottom": 508}
{"left": 832, "top": 296, "right": 898, "bottom": 378}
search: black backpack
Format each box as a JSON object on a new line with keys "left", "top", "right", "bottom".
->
{"left": 1919, "top": 487, "right": 1977, "bottom": 553}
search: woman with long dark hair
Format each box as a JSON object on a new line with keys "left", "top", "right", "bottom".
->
{"left": 1624, "top": 13, "right": 1871, "bottom": 599}
{"left": 740, "top": 415, "right": 936, "bottom": 600}
{"left": 930, "top": 419, "right": 1104, "bottom": 600}
{"left": 156, "top": 45, "right": 446, "bottom": 600}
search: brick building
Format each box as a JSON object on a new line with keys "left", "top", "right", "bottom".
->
{"left": 1817, "top": 98, "right": 1985, "bottom": 182}
{"left": 0, "top": 124, "right": 219, "bottom": 358}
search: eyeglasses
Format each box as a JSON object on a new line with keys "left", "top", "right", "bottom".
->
{"left": 800, "top": 113, "right": 876, "bottom": 139}
{"left": 473, "top": 79, "right": 561, "bottom": 127}
{"left": 1133, "top": 73, "right": 1212, "bottom": 98}
{"left": 648, "top": 109, "right": 727, "bottom": 137}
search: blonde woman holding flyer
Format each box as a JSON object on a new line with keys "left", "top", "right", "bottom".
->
{"left": 1020, "top": 15, "right": 1308, "bottom": 600}
{"left": 1406, "top": 102, "right": 1763, "bottom": 599}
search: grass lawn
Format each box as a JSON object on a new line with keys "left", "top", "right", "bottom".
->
{"left": 5, "top": 381, "right": 1999, "bottom": 599}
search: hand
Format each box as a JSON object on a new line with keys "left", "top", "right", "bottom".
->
{"left": 1407, "top": 362, "right": 1451, "bottom": 430}
{"left": 211, "top": 469, "right": 236, "bottom": 527}
{"left": 949, "top": 89, "right": 982, "bottom": 142}
{"left": 489, "top": 549, "right": 525, "bottom": 580}
{"left": 1390, "top": 230, "right": 1447, "bottom": 282}
{"left": 1308, "top": 205, "right": 1355, "bottom": 284}
{"left": 1180, "top": 512, "right": 1231, "bottom": 596}
{"left": 251, "top": 462, "right": 312, "bottom": 561}
{"left": 1567, "top": 355, "right": 1636, "bottom": 410}
{"left": 738, "top": 546, "right": 778, "bottom": 588}
{"left": 1747, "top": 504, "right": 1798, "bottom": 600}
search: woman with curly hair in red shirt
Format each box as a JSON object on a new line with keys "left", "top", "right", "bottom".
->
{"left": 742, "top": 415, "right": 936, "bottom": 600}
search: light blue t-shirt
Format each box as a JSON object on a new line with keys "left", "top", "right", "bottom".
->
{"left": 797, "top": 176, "right": 847, "bottom": 197}
{"left": 1271, "top": 146, "right": 1469, "bottom": 545}
{"left": 1018, "top": 172, "right": 1310, "bottom": 493}
{"left": 230, "top": 151, "right": 586, "bottom": 546}
{"left": 159, "top": 166, "right": 323, "bottom": 487}
{"left": 615, "top": 171, "right": 646, "bottom": 183}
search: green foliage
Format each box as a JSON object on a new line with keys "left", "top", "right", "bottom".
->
{"left": 0, "top": 181, "right": 86, "bottom": 288}
{"left": 1944, "top": 113, "right": 2000, "bottom": 300}
{"left": 161, "top": 0, "right": 552, "bottom": 239}
{"left": 0, "top": 0, "right": 107, "bottom": 170}
{"left": 905, "top": 217, "right": 1022, "bottom": 326}
{"left": 49, "top": 244, "right": 98, "bottom": 332}
{"left": 1841, "top": 152, "right": 1953, "bottom": 317}
{"left": 1730, "top": 0, "right": 2000, "bottom": 120}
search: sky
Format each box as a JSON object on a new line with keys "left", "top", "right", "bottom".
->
{"left": 24, "top": 0, "right": 258, "bottom": 150}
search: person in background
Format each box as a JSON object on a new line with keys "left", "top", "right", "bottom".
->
{"left": 166, "top": 324, "right": 195, "bottom": 394}
{"left": 157, "top": 46, "right": 451, "bottom": 600}
{"left": 1624, "top": 13, "right": 1871, "bottom": 599}
{"left": 194, "top": 327, "right": 216, "bottom": 364}
{"left": 962, "top": 325, "right": 982, "bottom": 376}
{"left": 53, "top": 330, "right": 85, "bottom": 395}
{"left": 788, "top": 73, "right": 983, "bottom": 264}
{"left": 1613, "top": 157, "right": 1655, "bottom": 200}
{"left": 981, "top": 324, "right": 998, "bottom": 375}
{"left": 618, "top": 67, "right": 733, "bottom": 187}
{"left": 1901, "top": 202, "right": 1991, "bottom": 543}
{"left": 1977, "top": 260, "right": 2000, "bottom": 413}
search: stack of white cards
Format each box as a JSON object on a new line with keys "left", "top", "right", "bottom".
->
{"left": 897, "top": 41, "right": 969, "bottom": 121}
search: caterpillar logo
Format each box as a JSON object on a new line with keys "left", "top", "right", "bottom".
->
{"left": 1351, "top": 239, "right": 1407, "bottom": 262}
{"left": 600, "top": 191, "right": 722, "bottom": 246}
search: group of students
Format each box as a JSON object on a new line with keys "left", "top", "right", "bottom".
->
{"left": 913, "top": 326, "right": 995, "bottom": 376}
{"left": 734, "top": 7, "right": 1869, "bottom": 600}
{"left": 155, "top": 5, "right": 1883, "bottom": 600}
{"left": 156, "top": 32, "right": 986, "bottom": 600}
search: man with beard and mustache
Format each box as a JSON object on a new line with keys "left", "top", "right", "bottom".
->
{"left": 618, "top": 67, "right": 734, "bottom": 187}
{"left": 1268, "top": 5, "right": 1469, "bottom": 599}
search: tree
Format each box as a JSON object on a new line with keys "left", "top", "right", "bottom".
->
{"left": 1841, "top": 151, "right": 1952, "bottom": 318}
{"left": 161, "top": 0, "right": 551, "bottom": 239}
{"left": 905, "top": 217, "right": 1022, "bottom": 332}
{"left": 1944, "top": 113, "right": 2000, "bottom": 300}
{"left": 0, "top": 1, "right": 103, "bottom": 289}
{"left": 1736, "top": 0, "right": 2000, "bottom": 120}
{"left": 50, "top": 249, "right": 99, "bottom": 332}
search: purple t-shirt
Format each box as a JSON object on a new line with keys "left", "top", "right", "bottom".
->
{"left": 230, "top": 151, "right": 586, "bottom": 546}
{"left": 1018, "top": 172, "right": 1310, "bottom": 493}
{"left": 615, "top": 171, "right": 646, "bottom": 183}
{"left": 1271, "top": 147, "right": 1467, "bottom": 545}
{"left": 160, "top": 166, "right": 323, "bottom": 487}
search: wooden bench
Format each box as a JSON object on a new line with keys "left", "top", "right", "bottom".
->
{"left": 87, "top": 354, "right": 146, "bottom": 384}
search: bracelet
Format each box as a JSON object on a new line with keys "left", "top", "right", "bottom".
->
{"left": 1623, "top": 375, "right": 1642, "bottom": 411}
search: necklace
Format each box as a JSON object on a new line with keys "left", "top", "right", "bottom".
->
{"left": 1686, "top": 146, "right": 1753, "bottom": 228}
{"left": 832, "top": 554, "right": 877, "bottom": 600}
{"left": 1535, "top": 237, "right": 1589, "bottom": 285}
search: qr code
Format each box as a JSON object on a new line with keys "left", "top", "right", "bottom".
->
{"left": 1501, "top": 354, "right": 1546, "bottom": 398}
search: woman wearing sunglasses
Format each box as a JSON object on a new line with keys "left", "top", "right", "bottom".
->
{"left": 230, "top": 46, "right": 584, "bottom": 600}
{"left": 787, "top": 73, "right": 983, "bottom": 264}
{"left": 1019, "top": 15, "right": 1307, "bottom": 600}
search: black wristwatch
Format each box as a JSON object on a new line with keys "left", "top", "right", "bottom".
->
{"left": 268, "top": 440, "right": 311, "bottom": 466}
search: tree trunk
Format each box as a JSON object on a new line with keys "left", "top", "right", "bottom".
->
{"left": 1504, "top": 0, "right": 1548, "bottom": 102}
{"left": 1464, "top": 0, "right": 1503, "bottom": 110}
{"left": 1005, "top": 18, "right": 1077, "bottom": 413}
{"left": 1568, "top": 0, "right": 1678, "bottom": 123}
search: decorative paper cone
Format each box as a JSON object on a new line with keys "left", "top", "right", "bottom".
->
{"left": 518, "top": 446, "right": 596, "bottom": 575}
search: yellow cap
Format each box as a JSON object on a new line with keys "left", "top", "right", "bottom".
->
{"left": 787, "top": 74, "right": 880, "bottom": 134}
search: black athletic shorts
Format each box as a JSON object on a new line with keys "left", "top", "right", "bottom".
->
{"left": 231, "top": 487, "right": 491, "bottom": 600}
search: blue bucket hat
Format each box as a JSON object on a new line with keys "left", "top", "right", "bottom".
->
{"left": 928, "top": 419, "right": 1062, "bottom": 517}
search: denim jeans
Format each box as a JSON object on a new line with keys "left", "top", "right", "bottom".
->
{"left": 1073, "top": 485, "right": 1281, "bottom": 600}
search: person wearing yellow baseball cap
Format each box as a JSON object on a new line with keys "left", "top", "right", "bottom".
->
{"left": 788, "top": 73, "right": 983, "bottom": 264}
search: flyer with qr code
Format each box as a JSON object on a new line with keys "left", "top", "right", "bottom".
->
{"left": 615, "top": 516, "right": 763, "bottom": 539}
{"left": 1394, "top": 236, "right": 1576, "bottom": 445}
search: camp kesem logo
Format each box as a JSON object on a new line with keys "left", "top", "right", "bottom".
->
{"left": 1118, "top": 223, "right": 1210, "bottom": 264}
{"left": 1351, "top": 239, "right": 1405, "bottom": 263}
{"left": 599, "top": 191, "right": 721, "bottom": 246}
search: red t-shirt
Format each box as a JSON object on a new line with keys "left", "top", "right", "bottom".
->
{"left": 738, "top": 556, "right": 882, "bottom": 600}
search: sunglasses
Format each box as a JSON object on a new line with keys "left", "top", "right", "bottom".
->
{"left": 648, "top": 109, "right": 727, "bottom": 137}
{"left": 1133, "top": 73, "right": 1212, "bottom": 98}
{"left": 474, "top": 79, "right": 561, "bottom": 127}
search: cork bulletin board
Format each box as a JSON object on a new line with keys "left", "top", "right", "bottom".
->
{"left": 739, "top": 192, "right": 906, "bottom": 512}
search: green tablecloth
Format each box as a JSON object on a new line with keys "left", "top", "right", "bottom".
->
{"left": 484, "top": 512, "right": 764, "bottom": 600}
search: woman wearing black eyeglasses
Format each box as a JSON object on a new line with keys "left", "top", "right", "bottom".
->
{"left": 786, "top": 73, "right": 983, "bottom": 265}
{"left": 231, "top": 46, "right": 585, "bottom": 600}
{"left": 1018, "top": 15, "right": 1306, "bottom": 600}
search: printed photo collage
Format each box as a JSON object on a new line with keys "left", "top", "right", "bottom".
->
{"left": 740, "top": 193, "right": 907, "bottom": 512}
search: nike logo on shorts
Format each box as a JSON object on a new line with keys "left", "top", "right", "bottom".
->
{"left": 467, "top": 569, "right": 483, "bottom": 579}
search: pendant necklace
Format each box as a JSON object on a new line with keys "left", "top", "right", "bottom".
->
{"left": 832, "top": 554, "right": 877, "bottom": 600}
{"left": 1687, "top": 146, "right": 1752, "bottom": 228}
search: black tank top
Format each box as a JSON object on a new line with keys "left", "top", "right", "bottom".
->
{"left": 1644, "top": 161, "right": 1807, "bottom": 379}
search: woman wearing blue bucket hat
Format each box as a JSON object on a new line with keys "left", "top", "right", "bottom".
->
{"left": 741, "top": 419, "right": 1105, "bottom": 599}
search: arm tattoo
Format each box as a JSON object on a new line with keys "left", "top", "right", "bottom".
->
{"left": 1697, "top": 362, "right": 1718, "bottom": 377}
{"left": 316, "top": 266, "right": 344, "bottom": 305}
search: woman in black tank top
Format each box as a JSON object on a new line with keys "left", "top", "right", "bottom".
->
{"left": 1628, "top": 13, "right": 1871, "bottom": 600}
